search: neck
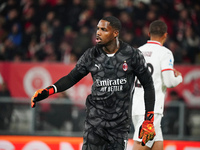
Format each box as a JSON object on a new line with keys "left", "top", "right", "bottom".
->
{"left": 150, "top": 37, "right": 165, "bottom": 46}
{"left": 103, "top": 38, "right": 120, "bottom": 54}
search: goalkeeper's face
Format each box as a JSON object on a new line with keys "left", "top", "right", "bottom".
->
{"left": 96, "top": 20, "right": 118, "bottom": 46}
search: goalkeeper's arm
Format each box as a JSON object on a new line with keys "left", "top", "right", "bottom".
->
{"left": 31, "top": 68, "right": 85, "bottom": 108}
{"left": 137, "top": 67, "right": 155, "bottom": 113}
{"left": 137, "top": 67, "right": 156, "bottom": 146}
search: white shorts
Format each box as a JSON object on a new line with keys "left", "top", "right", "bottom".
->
{"left": 132, "top": 114, "right": 163, "bottom": 148}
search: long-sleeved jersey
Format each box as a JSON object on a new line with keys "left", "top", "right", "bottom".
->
{"left": 54, "top": 40, "right": 155, "bottom": 141}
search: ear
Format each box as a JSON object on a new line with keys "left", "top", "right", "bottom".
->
{"left": 162, "top": 33, "right": 168, "bottom": 41}
{"left": 148, "top": 32, "right": 150, "bottom": 37}
{"left": 162, "top": 33, "right": 168, "bottom": 44}
{"left": 163, "top": 33, "right": 168, "bottom": 39}
{"left": 113, "top": 30, "right": 119, "bottom": 38}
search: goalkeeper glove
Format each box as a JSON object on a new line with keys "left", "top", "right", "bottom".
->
{"left": 139, "top": 111, "right": 156, "bottom": 146}
{"left": 31, "top": 86, "right": 55, "bottom": 108}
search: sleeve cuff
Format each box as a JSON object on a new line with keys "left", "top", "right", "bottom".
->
{"left": 52, "top": 84, "right": 57, "bottom": 93}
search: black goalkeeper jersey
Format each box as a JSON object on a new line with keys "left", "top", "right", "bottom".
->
{"left": 54, "top": 40, "right": 154, "bottom": 142}
{"left": 75, "top": 41, "right": 153, "bottom": 135}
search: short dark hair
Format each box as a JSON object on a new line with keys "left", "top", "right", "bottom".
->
{"left": 102, "top": 16, "right": 122, "bottom": 31}
{"left": 149, "top": 20, "right": 167, "bottom": 37}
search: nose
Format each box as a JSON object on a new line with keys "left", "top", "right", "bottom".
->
{"left": 96, "top": 29, "right": 100, "bottom": 36}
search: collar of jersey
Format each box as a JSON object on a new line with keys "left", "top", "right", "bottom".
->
{"left": 147, "top": 40, "right": 162, "bottom": 46}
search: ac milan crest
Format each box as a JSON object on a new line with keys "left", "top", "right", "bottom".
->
{"left": 123, "top": 61, "right": 128, "bottom": 71}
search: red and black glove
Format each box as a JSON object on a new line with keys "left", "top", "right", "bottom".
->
{"left": 139, "top": 111, "right": 156, "bottom": 146}
{"left": 31, "top": 86, "right": 55, "bottom": 108}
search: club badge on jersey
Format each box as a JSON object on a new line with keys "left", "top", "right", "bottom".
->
{"left": 123, "top": 61, "right": 128, "bottom": 71}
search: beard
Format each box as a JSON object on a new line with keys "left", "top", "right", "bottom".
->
{"left": 96, "top": 43, "right": 105, "bottom": 48}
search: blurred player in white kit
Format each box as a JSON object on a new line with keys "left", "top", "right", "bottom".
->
{"left": 132, "top": 20, "right": 183, "bottom": 150}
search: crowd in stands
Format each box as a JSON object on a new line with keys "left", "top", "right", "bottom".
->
{"left": 0, "top": 0, "right": 200, "bottom": 64}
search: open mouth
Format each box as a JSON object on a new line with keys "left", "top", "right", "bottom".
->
{"left": 96, "top": 37, "right": 102, "bottom": 43}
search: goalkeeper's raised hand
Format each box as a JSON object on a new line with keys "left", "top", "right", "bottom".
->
{"left": 139, "top": 111, "right": 156, "bottom": 146}
{"left": 31, "top": 86, "right": 55, "bottom": 108}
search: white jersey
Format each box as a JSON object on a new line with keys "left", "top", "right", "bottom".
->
{"left": 132, "top": 40, "right": 174, "bottom": 115}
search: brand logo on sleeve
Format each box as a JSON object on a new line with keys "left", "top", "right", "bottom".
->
{"left": 169, "top": 59, "right": 173, "bottom": 67}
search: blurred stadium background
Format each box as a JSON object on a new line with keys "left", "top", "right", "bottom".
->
{"left": 0, "top": 0, "right": 200, "bottom": 149}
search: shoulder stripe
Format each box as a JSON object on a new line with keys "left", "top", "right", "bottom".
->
{"left": 161, "top": 68, "right": 173, "bottom": 72}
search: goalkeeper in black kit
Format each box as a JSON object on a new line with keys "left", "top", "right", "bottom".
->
{"left": 31, "top": 16, "right": 155, "bottom": 150}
